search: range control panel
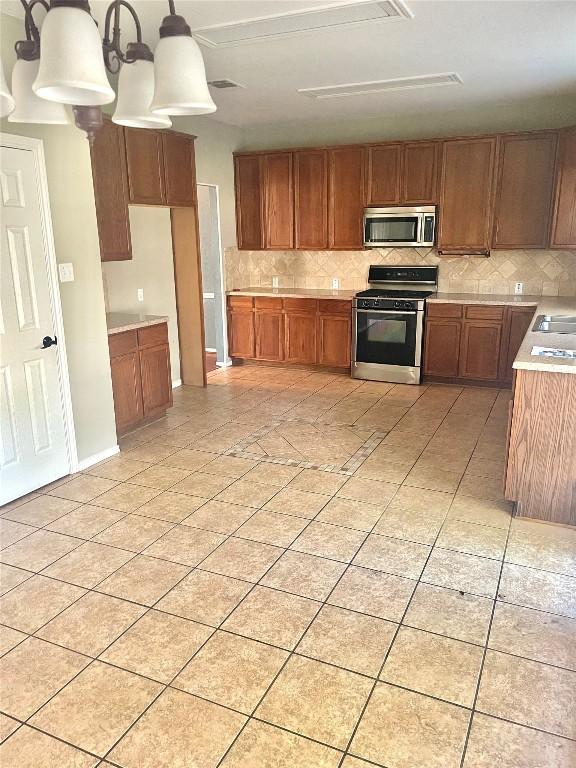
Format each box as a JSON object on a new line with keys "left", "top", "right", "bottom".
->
{"left": 355, "top": 298, "right": 422, "bottom": 311}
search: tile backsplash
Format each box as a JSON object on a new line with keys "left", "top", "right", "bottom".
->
{"left": 224, "top": 247, "right": 576, "bottom": 296}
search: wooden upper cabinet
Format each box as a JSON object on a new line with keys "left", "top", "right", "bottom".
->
{"left": 294, "top": 150, "right": 328, "bottom": 249}
{"left": 492, "top": 133, "right": 557, "bottom": 249}
{"left": 366, "top": 144, "right": 402, "bottom": 205}
{"left": 551, "top": 127, "right": 576, "bottom": 249}
{"left": 90, "top": 119, "right": 132, "bottom": 262}
{"left": 235, "top": 155, "right": 264, "bottom": 250}
{"left": 124, "top": 127, "right": 165, "bottom": 205}
{"left": 263, "top": 152, "right": 294, "bottom": 249}
{"left": 438, "top": 137, "right": 497, "bottom": 254}
{"left": 403, "top": 141, "right": 439, "bottom": 204}
{"left": 328, "top": 147, "right": 365, "bottom": 249}
{"left": 162, "top": 132, "right": 196, "bottom": 207}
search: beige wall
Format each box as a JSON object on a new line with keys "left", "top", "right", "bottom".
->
{"left": 102, "top": 206, "right": 181, "bottom": 384}
{"left": 239, "top": 95, "right": 576, "bottom": 151}
{"left": 225, "top": 247, "right": 576, "bottom": 297}
{"left": 1, "top": 12, "right": 118, "bottom": 464}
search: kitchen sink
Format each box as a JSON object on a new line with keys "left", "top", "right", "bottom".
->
{"left": 532, "top": 314, "right": 576, "bottom": 334}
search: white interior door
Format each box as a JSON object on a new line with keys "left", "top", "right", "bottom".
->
{"left": 1, "top": 142, "right": 72, "bottom": 504}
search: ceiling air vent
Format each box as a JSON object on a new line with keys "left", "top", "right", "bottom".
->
{"left": 207, "top": 80, "right": 245, "bottom": 89}
{"left": 193, "top": 1, "right": 413, "bottom": 48}
{"left": 299, "top": 73, "right": 463, "bottom": 99}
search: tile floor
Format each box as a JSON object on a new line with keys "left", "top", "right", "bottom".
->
{"left": 1, "top": 365, "right": 575, "bottom": 768}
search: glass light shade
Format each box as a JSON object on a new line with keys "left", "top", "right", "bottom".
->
{"left": 113, "top": 60, "right": 171, "bottom": 128}
{"left": 151, "top": 35, "right": 216, "bottom": 115}
{"left": 9, "top": 59, "right": 70, "bottom": 124}
{"left": 33, "top": 6, "right": 114, "bottom": 106}
{"left": 0, "top": 58, "right": 15, "bottom": 117}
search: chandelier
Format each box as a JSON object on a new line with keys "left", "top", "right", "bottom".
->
{"left": 0, "top": 0, "right": 216, "bottom": 141}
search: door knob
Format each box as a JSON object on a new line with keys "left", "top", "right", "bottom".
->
{"left": 41, "top": 335, "right": 57, "bottom": 349}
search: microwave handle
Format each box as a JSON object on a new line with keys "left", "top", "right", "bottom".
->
{"left": 417, "top": 215, "right": 424, "bottom": 243}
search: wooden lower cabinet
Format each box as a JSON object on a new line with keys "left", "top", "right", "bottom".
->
{"left": 108, "top": 322, "right": 172, "bottom": 435}
{"left": 227, "top": 296, "right": 351, "bottom": 369}
{"left": 423, "top": 302, "right": 536, "bottom": 386}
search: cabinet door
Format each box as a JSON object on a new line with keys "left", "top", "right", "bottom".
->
{"left": 366, "top": 144, "right": 402, "bottom": 205}
{"left": 254, "top": 311, "right": 284, "bottom": 361}
{"left": 423, "top": 319, "right": 461, "bottom": 377}
{"left": 493, "top": 133, "right": 557, "bottom": 249}
{"left": 264, "top": 152, "right": 294, "bottom": 249}
{"left": 499, "top": 306, "right": 536, "bottom": 385}
{"left": 438, "top": 138, "right": 497, "bottom": 254}
{"left": 328, "top": 147, "right": 365, "bottom": 249}
{"left": 459, "top": 321, "right": 502, "bottom": 381}
{"left": 235, "top": 155, "right": 264, "bottom": 250}
{"left": 318, "top": 315, "right": 351, "bottom": 368}
{"left": 90, "top": 119, "right": 132, "bottom": 262}
{"left": 140, "top": 343, "right": 172, "bottom": 416}
{"left": 110, "top": 352, "right": 143, "bottom": 433}
{"left": 228, "top": 309, "right": 255, "bottom": 358}
{"left": 162, "top": 132, "right": 196, "bottom": 207}
{"left": 124, "top": 128, "right": 165, "bottom": 205}
{"left": 403, "top": 141, "right": 439, "bottom": 204}
{"left": 285, "top": 312, "right": 317, "bottom": 363}
{"left": 551, "top": 128, "right": 576, "bottom": 249}
{"left": 294, "top": 150, "right": 328, "bottom": 249}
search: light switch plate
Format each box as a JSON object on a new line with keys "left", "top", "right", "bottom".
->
{"left": 137, "top": 288, "right": 144, "bottom": 302}
{"left": 332, "top": 278, "right": 340, "bottom": 290}
{"left": 58, "top": 263, "right": 74, "bottom": 282}
{"left": 272, "top": 276, "right": 279, "bottom": 288}
{"left": 514, "top": 282, "right": 523, "bottom": 295}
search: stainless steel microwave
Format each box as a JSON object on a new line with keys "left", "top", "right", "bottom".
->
{"left": 364, "top": 206, "right": 436, "bottom": 247}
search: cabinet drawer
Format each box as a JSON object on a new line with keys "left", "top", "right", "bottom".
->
{"left": 228, "top": 295, "right": 253, "bottom": 309}
{"left": 283, "top": 298, "right": 318, "bottom": 313}
{"left": 426, "top": 303, "right": 463, "bottom": 319}
{"left": 138, "top": 322, "right": 168, "bottom": 349}
{"left": 254, "top": 296, "right": 283, "bottom": 310}
{"left": 318, "top": 299, "right": 351, "bottom": 315}
{"left": 464, "top": 305, "right": 504, "bottom": 321}
{"left": 108, "top": 330, "right": 138, "bottom": 358}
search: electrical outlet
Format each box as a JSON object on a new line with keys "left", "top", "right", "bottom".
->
{"left": 332, "top": 278, "right": 340, "bottom": 290}
{"left": 272, "top": 276, "right": 279, "bottom": 288}
{"left": 58, "top": 263, "right": 74, "bottom": 283}
{"left": 514, "top": 282, "right": 523, "bottom": 295}
{"left": 137, "top": 288, "right": 144, "bottom": 302}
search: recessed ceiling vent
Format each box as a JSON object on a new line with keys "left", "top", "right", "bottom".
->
{"left": 193, "top": 1, "right": 413, "bottom": 48}
{"left": 207, "top": 79, "right": 245, "bottom": 89}
{"left": 299, "top": 72, "right": 463, "bottom": 99}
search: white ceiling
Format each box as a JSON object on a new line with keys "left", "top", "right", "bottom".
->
{"left": 2, "top": 0, "right": 575, "bottom": 128}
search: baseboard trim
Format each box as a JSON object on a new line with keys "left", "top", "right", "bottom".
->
{"left": 172, "top": 379, "right": 182, "bottom": 389}
{"left": 76, "top": 445, "right": 120, "bottom": 472}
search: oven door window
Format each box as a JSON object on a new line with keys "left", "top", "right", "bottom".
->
{"left": 365, "top": 216, "right": 419, "bottom": 244}
{"left": 355, "top": 311, "right": 418, "bottom": 366}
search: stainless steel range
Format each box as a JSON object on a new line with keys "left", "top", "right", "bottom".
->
{"left": 352, "top": 265, "right": 438, "bottom": 385}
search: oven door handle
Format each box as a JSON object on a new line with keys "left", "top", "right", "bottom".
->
{"left": 354, "top": 308, "right": 418, "bottom": 316}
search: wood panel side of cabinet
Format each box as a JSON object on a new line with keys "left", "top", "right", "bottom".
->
{"left": 551, "top": 127, "right": 576, "bottom": 249}
{"left": 459, "top": 321, "right": 502, "bottom": 381}
{"left": 124, "top": 127, "right": 166, "bottom": 205}
{"left": 234, "top": 155, "right": 264, "bottom": 250}
{"left": 402, "top": 141, "right": 440, "bottom": 204}
{"left": 492, "top": 133, "right": 557, "bottom": 249}
{"left": 162, "top": 132, "right": 196, "bottom": 207}
{"left": 328, "top": 147, "right": 365, "bottom": 249}
{"left": 366, "top": 144, "right": 402, "bottom": 205}
{"left": 284, "top": 311, "right": 318, "bottom": 363}
{"left": 140, "top": 343, "right": 173, "bottom": 417}
{"left": 294, "top": 150, "right": 328, "bottom": 249}
{"left": 318, "top": 314, "right": 351, "bottom": 368}
{"left": 263, "top": 152, "right": 294, "bottom": 249}
{"left": 254, "top": 310, "right": 284, "bottom": 361}
{"left": 438, "top": 137, "right": 497, "bottom": 254}
{"left": 423, "top": 319, "right": 461, "bottom": 377}
{"left": 109, "top": 351, "right": 144, "bottom": 433}
{"left": 90, "top": 119, "right": 132, "bottom": 262}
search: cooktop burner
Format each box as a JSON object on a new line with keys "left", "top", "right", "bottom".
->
{"left": 356, "top": 288, "right": 437, "bottom": 299}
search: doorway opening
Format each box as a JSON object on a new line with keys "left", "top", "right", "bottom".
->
{"left": 197, "top": 183, "right": 228, "bottom": 369}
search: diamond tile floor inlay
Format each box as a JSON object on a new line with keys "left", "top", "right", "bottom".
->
{"left": 1, "top": 364, "right": 575, "bottom": 768}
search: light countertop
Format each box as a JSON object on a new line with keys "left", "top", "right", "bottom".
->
{"left": 227, "top": 287, "right": 355, "bottom": 300}
{"left": 106, "top": 313, "right": 169, "bottom": 335}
